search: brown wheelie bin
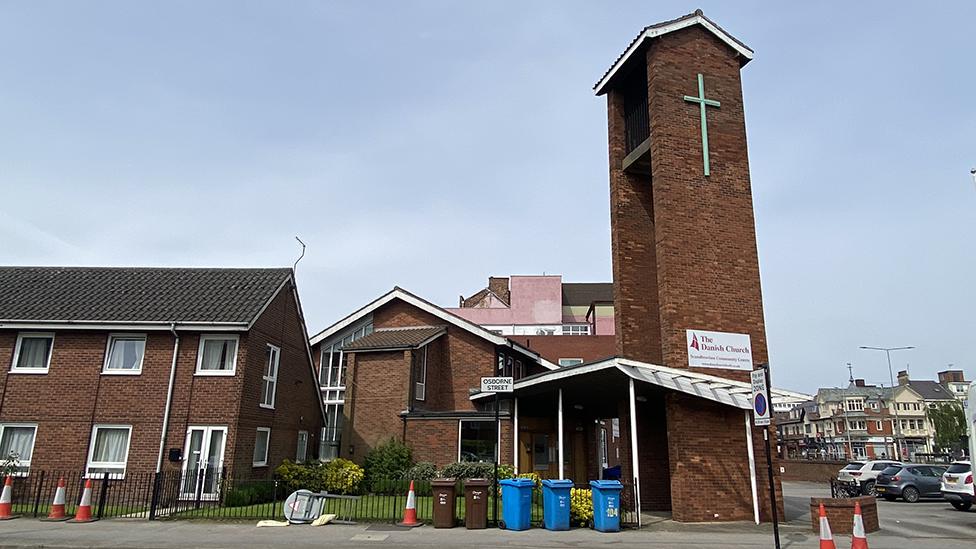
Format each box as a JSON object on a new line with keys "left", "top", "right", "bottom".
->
{"left": 431, "top": 478, "right": 457, "bottom": 528}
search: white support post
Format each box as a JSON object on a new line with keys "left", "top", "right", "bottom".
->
{"left": 745, "top": 410, "right": 760, "bottom": 525}
{"left": 513, "top": 397, "right": 520, "bottom": 474}
{"left": 558, "top": 389, "right": 565, "bottom": 480}
{"left": 628, "top": 378, "right": 642, "bottom": 528}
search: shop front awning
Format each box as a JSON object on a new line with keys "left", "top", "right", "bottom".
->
{"left": 471, "top": 357, "right": 790, "bottom": 411}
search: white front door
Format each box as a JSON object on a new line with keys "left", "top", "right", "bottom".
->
{"left": 181, "top": 426, "right": 227, "bottom": 500}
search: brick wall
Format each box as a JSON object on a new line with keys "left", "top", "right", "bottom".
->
{"left": 810, "top": 496, "right": 879, "bottom": 534}
{"left": 235, "top": 284, "right": 324, "bottom": 474}
{"left": 343, "top": 349, "right": 410, "bottom": 463}
{"left": 507, "top": 335, "right": 616, "bottom": 364}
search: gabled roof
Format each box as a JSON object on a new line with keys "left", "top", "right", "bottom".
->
{"left": 472, "top": 357, "right": 797, "bottom": 410}
{"left": 902, "top": 380, "right": 955, "bottom": 401}
{"left": 309, "top": 287, "right": 558, "bottom": 370}
{"left": 594, "top": 9, "right": 753, "bottom": 96}
{"left": 0, "top": 266, "right": 292, "bottom": 330}
{"left": 561, "top": 282, "right": 613, "bottom": 307}
{"left": 343, "top": 326, "right": 446, "bottom": 352}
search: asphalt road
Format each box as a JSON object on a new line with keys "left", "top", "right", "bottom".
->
{"left": 0, "top": 482, "right": 970, "bottom": 548}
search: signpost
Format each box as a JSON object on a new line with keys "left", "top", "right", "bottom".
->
{"left": 752, "top": 365, "right": 780, "bottom": 549}
{"left": 481, "top": 376, "right": 513, "bottom": 527}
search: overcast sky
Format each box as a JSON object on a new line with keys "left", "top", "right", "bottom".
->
{"left": 1, "top": 1, "right": 973, "bottom": 393}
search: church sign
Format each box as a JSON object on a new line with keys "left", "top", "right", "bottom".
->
{"left": 686, "top": 329, "right": 753, "bottom": 370}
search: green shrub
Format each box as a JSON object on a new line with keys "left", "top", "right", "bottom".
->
{"left": 363, "top": 439, "right": 413, "bottom": 482}
{"left": 224, "top": 482, "right": 275, "bottom": 507}
{"left": 402, "top": 461, "right": 437, "bottom": 481}
{"left": 274, "top": 459, "right": 364, "bottom": 495}
{"left": 440, "top": 461, "right": 493, "bottom": 480}
{"left": 276, "top": 460, "right": 322, "bottom": 492}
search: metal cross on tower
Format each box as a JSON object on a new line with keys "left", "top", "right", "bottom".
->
{"left": 683, "top": 73, "right": 721, "bottom": 176}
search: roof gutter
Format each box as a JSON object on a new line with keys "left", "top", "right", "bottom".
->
{"left": 0, "top": 320, "right": 248, "bottom": 331}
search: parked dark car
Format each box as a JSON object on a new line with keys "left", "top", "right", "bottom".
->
{"left": 875, "top": 464, "right": 948, "bottom": 503}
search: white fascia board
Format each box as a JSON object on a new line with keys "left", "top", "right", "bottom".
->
{"left": 471, "top": 358, "right": 619, "bottom": 400}
{"left": 246, "top": 276, "right": 292, "bottom": 330}
{"left": 0, "top": 321, "right": 248, "bottom": 332}
{"left": 594, "top": 14, "right": 754, "bottom": 96}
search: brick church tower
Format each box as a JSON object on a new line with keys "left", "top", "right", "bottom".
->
{"left": 597, "top": 11, "right": 783, "bottom": 522}
{"left": 598, "top": 10, "right": 767, "bottom": 382}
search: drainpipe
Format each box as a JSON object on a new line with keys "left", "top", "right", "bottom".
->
{"left": 156, "top": 323, "right": 180, "bottom": 473}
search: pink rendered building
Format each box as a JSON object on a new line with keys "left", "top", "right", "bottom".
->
{"left": 446, "top": 275, "right": 615, "bottom": 337}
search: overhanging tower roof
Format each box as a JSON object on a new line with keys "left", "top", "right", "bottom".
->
{"left": 594, "top": 9, "right": 754, "bottom": 96}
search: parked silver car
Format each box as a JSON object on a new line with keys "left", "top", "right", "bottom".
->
{"left": 875, "top": 464, "right": 947, "bottom": 503}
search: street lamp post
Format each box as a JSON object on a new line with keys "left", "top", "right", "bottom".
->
{"left": 860, "top": 346, "right": 915, "bottom": 459}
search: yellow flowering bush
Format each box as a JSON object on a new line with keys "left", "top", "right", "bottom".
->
{"left": 516, "top": 472, "right": 541, "bottom": 489}
{"left": 570, "top": 487, "right": 593, "bottom": 525}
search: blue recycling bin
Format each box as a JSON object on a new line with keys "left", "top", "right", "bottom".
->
{"left": 589, "top": 479, "right": 623, "bottom": 532}
{"left": 541, "top": 479, "right": 573, "bottom": 531}
{"left": 499, "top": 478, "right": 534, "bottom": 530}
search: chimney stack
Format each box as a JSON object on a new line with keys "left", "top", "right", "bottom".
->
{"left": 897, "top": 370, "right": 910, "bottom": 386}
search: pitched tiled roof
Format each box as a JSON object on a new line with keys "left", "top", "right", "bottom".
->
{"left": 906, "top": 381, "right": 954, "bottom": 401}
{"left": 561, "top": 283, "right": 613, "bottom": 307}
{"left": 342, "top": 327, "right": 445, "bottom": 351}
{"left": 0, "top": 266, "right": 292, "bottom": 324}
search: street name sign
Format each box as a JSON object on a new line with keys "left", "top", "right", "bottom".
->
{"left": 481, "top": 376, "right": 513, "bottom": 393}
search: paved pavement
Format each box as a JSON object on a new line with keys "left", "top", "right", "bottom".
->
{"left": 0, "top": 482, "right": 971, "bottom": 548}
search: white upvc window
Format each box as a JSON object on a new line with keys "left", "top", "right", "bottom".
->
{"left": 86, "top": 425, "right": 132, "bottom": 478}
{"left": 103, "top": 334, "right": 147, "bottom": 374}
{"left": 0, "top": 423, "right": 37, "bottom": 475}
{"left": 414, "top": 346, "right": 427, "bottom": 401}
{"left": 195, "top": 335, "right": 239, "bottom": 376}
{"left": 253, "top": 427, "right": 271, "bottom": 467}
{"left": 10, "top": 332, "right": 55, "bottom": 373}
{"left": 296, "top": 430, "right": 308, "bottom": 463}
{"left": 260, "top": 345, "right": 280, "bottom": 409}
{"left": 558, "top": 358, "right": 584, "bottom": 367}
{"left": 561, "top": 325, "right": 590, "bottom": 336}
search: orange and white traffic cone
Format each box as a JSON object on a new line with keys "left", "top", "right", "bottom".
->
{"left": 41, "top": 478, "right": 69, "bottom": 521}
{"left": 817, "top": 503, "right": 836, "bottom": 549}
{"left": 396, "top": 480, "right": 421, "bottom": 528}
{"left": 850, "top": 501, "right": 868, "bottom": 549}
{"left": 68, "top": 479, "right": 96, "bottom": 523}
{"left": 0, "top": 476, "right": 16, "bottom": 520}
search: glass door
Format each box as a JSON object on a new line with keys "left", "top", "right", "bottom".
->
{"left": 181, "top": 426, "right": 227, "bottom": 500}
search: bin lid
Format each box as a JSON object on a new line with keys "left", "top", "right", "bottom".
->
{"left": 541, "top": 479, "right": 574, "bottom": 488}
{"left": 431, "top": 478, "right": 457, "bottom": 486}
{"left": 499, "top": 478, "right": 535, "bottom": 487}
{"left": 589, "top": 479, "right": 623, "bottom": 490}
{"left": 465, "top": 478, "right": 491, "bottom": 487}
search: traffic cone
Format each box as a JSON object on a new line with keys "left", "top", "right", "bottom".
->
{"left": 41, "top": 478, "right": 69, "bottom": 521}
{"left": 396, "top": 480, "right": 421, "bottom": 528}
{"left": 817, "top": 503, "right": 836, "bottom": 549}
{"left": 850, "top": 501, "right": 868, "bottom": 549}
{"left": 0, "top": 476, "right": 16, "bottom": 520}
{"left": 68, "top": 479, "right": 96, "bottom": 523}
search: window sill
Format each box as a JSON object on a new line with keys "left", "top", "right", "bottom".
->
{"left": 8, "top": 369, "right": 49, "bottom": 375}
{"left": 259, "top": 404, "right": 274, "bottom": 410}
{"left": 194, "top": 371, "right": 237, "bottom": 377}
{"left": 252, "top": 462, "right": 268, "bottom": 468}
{"left": 101, "top": 370, "right": 142, "bottom": 376}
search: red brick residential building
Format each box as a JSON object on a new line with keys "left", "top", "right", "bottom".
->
{"left": 0, "top": 267, "right": 324, "bottom": 489}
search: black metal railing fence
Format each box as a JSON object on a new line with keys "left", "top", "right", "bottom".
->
{"left": 2, "top": 471, "right": 638, "bottom": 526}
